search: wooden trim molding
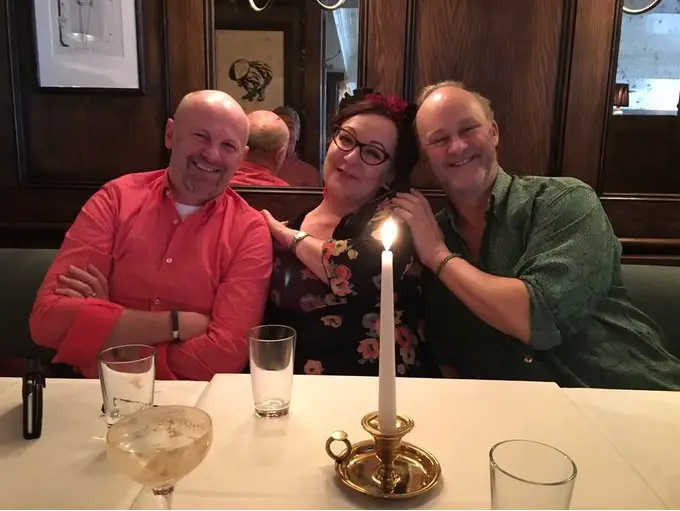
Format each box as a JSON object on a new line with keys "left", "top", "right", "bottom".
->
{"left": 547, "top": 0, "right": 577, "bottom": 176}
{"left": 401, "top": 0, "right": 418, "bottom": 101}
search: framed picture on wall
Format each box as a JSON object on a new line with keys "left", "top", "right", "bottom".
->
{"left": 215, "top": 29, "right": 285, "bottom": 113}
{"left": 31, "top": 0, "right": 144, "bottom": 92}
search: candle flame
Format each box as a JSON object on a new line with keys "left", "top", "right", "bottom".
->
{"left": 380, "top": 217, "right": 398, "bottom": 251}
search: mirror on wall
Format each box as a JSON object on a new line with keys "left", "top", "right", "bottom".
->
{"left": 614, "top": 0, "right": 680, "bottom": 114}
{"left": 603, "top": 0, "right": 680, "bottom": 195}
{"left": 212, "top": 0, "right": 361, "bottom": 189}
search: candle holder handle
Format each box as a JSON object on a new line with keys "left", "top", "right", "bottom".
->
{"left": 325, "top": 411, "right": 441, "bottom": 499}
{"left": 325, "top": 430, "right": 353, "bottom": 463}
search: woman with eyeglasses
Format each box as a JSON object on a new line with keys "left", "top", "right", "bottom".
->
{"left": 261, "top": 89, "right": 440, "bottom": 378}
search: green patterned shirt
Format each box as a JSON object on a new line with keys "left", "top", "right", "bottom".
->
{"left": 423, "top": 168, "right": 680, "bottom": 390}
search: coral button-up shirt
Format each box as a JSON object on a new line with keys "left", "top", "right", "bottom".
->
{"left": 231, "top": 161, "right": 291, "bottom": 187}
{"left": 29, "top": 169, "right": 273, "bottom": 380}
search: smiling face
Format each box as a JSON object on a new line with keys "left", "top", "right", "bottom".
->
{"left": 416, "top": 86, "right": 499, "bottom": 199}
{"left": 165, "top": 92, "right": 249, "bottom": 205}
{"left": 323, "top": 113, "right": 398, "bottom": 207}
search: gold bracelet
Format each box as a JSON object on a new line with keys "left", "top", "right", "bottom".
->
{"left": 435, "top": 253, "right": 458, "bottom": 278}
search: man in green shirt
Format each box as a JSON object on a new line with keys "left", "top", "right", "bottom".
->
{"left": 391, "top": 80, "right": 680, "bottom": 390}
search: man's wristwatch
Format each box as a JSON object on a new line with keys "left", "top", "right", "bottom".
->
{"left": 289, "top": 230, "right": 310, "bottom": 254}
{"left": 171, "top": 309, "right": 180, "bottom": 343}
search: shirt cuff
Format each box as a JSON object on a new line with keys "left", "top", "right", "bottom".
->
{"left": 53, "top": 299, "right": 124, "bottom": 370}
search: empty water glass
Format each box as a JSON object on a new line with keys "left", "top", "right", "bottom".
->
{"left": 489, "top": 439, "right": 577, "bottom": 509}
{"left": 99, "top": 344, "right": 155, "bottom": 427}
{"left": 249, "top": 325, "right": 296, "bottom": 418}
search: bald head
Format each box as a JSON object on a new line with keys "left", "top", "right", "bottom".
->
{"left": 248, "top": 110, "right": 289, "bottom": 159}
{"left": 417, "top": 81, "right": 494, "bottom": 120}
{"left": 174, "top": 90, "right": 250, "bottom": 143}
{"left": 415, "top": 81, "right": 500, "bottom": 200}
{"left": 165, "top": 90, "right": 251, "bottom": 205}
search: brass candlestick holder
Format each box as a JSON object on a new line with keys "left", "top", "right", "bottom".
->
{"left": 325, "top": 411, "right": 441, "bottom": 499}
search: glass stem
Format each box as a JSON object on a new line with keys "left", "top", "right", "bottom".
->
{"left": 152, "top": 486, "right": 175, "bottom": 510}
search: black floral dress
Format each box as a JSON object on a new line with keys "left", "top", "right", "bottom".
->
{"left": 265, "top": 195, "right": 440, "bottom": 378}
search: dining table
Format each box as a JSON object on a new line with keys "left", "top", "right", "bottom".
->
{"left": 0, "top": 377, "right": 207, "bottom": 509}
{"left": 0, "top": 374, "right": 677, "bottom": 510}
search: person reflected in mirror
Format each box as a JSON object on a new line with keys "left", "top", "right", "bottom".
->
{"left": 273, "top": 106, "right": 322, "bottom": 187}
{"left": 391, "top": 79, "right": 680, "bottom": 390}
{"left": 29, "top": 90, "right": 273, "bottom": 380}
{"left": 261, "top": 89, "right": 440, "bottom": 378}
{"left": 231, "top": 110, "right": 291, "bottom": 187}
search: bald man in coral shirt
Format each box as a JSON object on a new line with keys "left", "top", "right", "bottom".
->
{"left": 231, "top": 110, "right": 291, "bottom": 187}
{"left": 30, "top": 90, "right": 273, "bottom": 380}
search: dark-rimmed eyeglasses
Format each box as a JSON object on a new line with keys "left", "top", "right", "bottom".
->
{"left": 332, "top": 128, "right": 390, "bottom": 166}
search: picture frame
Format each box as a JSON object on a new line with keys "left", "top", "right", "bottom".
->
{"left": 215, "top": 29, "right": 285, "bottom": 113}
{"left": 31, "top": 0, "right": 145, "bottom": 92}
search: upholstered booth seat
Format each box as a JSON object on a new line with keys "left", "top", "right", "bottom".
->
{"left": 0, "top": 249, "right": 678, "bottom": 376}
{"left": 621, "top": 264, "right": 680, "bottom": 357}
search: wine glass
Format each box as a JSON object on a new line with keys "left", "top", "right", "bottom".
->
{"left": 106, "top": 405, "right": 213, "bottom": 510}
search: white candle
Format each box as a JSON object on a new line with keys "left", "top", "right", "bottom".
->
{"left": 378, "top": 217, "right": 397, "bottom": 434}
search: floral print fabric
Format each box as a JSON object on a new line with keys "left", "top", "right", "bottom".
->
{"left": 265, "top": 196, "right": 438, "bottom": 378}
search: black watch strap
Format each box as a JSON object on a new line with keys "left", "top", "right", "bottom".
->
{"left": 171, "top": 309, "right": 180, "bottom": 343}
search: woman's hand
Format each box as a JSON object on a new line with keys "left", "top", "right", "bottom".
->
{"left": 261, "top": 209, "right": 296, "bottom": 248}
{"left": 391, "top": 190, "right": 449, "bottom": 270}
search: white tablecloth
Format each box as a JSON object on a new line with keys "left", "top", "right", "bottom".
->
{"left": 566, "top": 388, "right": 680, "bottom": 509}
{"left": 169, "top": 375, "right": 666, "bottom": 510}
{"left": 0, "top": 378, "right": 207, "bottom": 510}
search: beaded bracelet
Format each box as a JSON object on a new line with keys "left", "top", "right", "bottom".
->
{"left": 435, "top": 253, "right": 458, "bottom": 278}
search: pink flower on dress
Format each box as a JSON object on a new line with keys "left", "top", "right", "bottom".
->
{"left": 330, "top": 278, "right": 353, "bottom": 297}
{"left": 357, "top": 338, "right": 380, "bottom": 360}
{"left": 321, "top": 315, "right": 343, "bottom": 328}
{"left": 321, "top": 241, "right": 335, "bottom": 261}
{"left": 395, "top": 326, "right": 413, "bottom": 350}
{"left": 334, "top": 265, "right": 352, "bottom": 280}
{"left": 304, "top": 360, "right": 324, "bottom": 375}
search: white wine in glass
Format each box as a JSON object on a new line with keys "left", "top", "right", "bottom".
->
{"left": 106, "top": 405, "right": 213, "bottom": 509}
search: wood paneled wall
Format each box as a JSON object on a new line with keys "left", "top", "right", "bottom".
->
{"left": 0, "top": 0, "right": 678, "bottom": 263}
{"left": 212, "top": 0, "right": 323, "bottom": 169}
{"left": 0, "top": 0, "right": 210, "bottom": 246}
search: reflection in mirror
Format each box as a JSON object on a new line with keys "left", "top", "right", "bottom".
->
{"left": 603, "top": 0, "right": 680, "bottom": 195}
{"left": 615, "top": 0, "right": 680, "bottom": 114}
{"left": 213, "top": 0, "right": 360, "bottom": 190}
{"left": 322, "top": 1, "right": 360, "bottom": 172}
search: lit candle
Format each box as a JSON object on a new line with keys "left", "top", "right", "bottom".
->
{"left": 378, "top": 217, "right": 397, "bottom": 434}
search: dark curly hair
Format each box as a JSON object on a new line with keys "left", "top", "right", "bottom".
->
{"left": 329, "top": 88, "right": 418, "bottom": 193}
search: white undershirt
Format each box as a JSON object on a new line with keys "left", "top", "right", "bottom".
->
{"left": 175, "top": 202, "right": 201, "bottom": 219}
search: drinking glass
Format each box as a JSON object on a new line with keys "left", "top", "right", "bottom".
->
{"left": 489, "top": 439, "right": 577, "bottom": 509}
{"left": 99, "top": 344, "right": 155, "bottom": 427}
{"left": 106, "top": 405, "right": 213, "bottom": 510}
{"left": 249, "top": 324, "right": 296, "bottom": 418}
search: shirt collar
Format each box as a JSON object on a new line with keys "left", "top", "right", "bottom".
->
{"left": 159, "top": 167, "right": 225, "bottom": 212}
{"left": 445, "top": 165, "right": 511, "bottom": 228}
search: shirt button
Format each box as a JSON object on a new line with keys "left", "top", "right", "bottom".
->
{"left": 166, "top": 257, "right": 173, "bottom": 264}
{"left": 524, "top": 355, "right": 534, "bottom": 364}
{"left": 153, "top": 298, "right": 160, "bottom": 305}
{"left": 173, "top": 219, "right": 179, "bottom": 225}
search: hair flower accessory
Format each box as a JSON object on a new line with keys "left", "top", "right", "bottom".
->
{"left": 365, "top": 92, "right": 408, "bottom": 119}
{"left": 385, "top": 95, "right": 408, "bottom": 118}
